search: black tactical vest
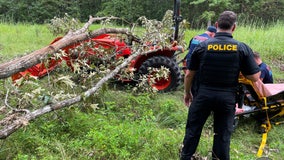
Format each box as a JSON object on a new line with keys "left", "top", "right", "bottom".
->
{"left": 199, "top": 38, "right": 240, "bottom": 88}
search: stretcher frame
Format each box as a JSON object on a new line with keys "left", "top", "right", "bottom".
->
{"left": 235, "top": 75, "right": 284, "bottom": 157}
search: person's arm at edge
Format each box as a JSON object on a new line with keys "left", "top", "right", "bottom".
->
{"left": 240, "top": 45, "right": 261, "bottom": 82}
{"left": 184, "top": 69, "right": 196, "bottom": 107}
{"left": 245, "top": 71, "right": 261, "bottom": 82}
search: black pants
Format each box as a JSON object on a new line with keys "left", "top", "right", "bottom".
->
{"left": 180, "top": 88, "right": 236, "bottom": 160}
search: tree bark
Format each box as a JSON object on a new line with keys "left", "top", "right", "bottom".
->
{"left": 0, "top": 28, "right": 129, "bottom": 79}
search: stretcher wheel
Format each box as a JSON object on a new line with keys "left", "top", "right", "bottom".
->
{"left": 232, "top": 116, "right": 239, "bottom": 131}
{"left": 259, "top": 122, "right": 269, "bottom": 134}
{"left": 260, "top": 126, "right": 266, "bottom": 134}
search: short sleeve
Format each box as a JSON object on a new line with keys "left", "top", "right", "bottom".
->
{"left": 239, "top": 43, "right": 260, "bottom": 75}
{"left": 188, "top": 43, "right": 205, "bottom": 71}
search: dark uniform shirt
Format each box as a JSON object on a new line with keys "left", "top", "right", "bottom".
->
{"left": 259, "top": 62, "right": 273, "bottom": 83}
{"left": 189, "top": 32, "right": 260, "bottom": 92}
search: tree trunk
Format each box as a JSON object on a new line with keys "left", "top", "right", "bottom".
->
{"left": 0, "top": 28, "right": 128, "bottom": 79}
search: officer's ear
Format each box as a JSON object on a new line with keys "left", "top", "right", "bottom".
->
{"left": 232, "top": 23, "right": 236, "bottom": 32}
{"left": 215, "top": 22, "right": 218, "bottom": 29}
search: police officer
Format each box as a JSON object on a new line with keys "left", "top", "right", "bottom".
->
{"left": 180, "top": 11, "right": 261, "bottom": 160}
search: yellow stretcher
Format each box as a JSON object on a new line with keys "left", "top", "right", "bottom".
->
{"left": 235, "top": 75, "right": 284, "bottom": 157}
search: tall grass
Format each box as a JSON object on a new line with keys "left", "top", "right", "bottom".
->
{"left": 0, "top": 23, "right": 54, "bottom": 62}
{"left": 0, "top": 22, "right": 283, "bottom": 159}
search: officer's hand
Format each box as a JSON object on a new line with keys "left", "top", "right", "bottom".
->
{"left": 184, "top": 92, "right": 193, "bottom": 107}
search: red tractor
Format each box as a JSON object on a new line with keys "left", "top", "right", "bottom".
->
{"left": 11, "top": 0, "right": 184, "bottom": 92}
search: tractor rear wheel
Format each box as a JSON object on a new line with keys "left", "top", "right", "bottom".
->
{"left": 138, "top": 56, "right": 182, "bottom": 92}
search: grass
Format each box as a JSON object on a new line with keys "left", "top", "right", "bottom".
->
{"left": 0, "top": 23, "right": 54, "bottom": 61}
{"left": 0, "top": 22, "right": 284, "bottom": 159}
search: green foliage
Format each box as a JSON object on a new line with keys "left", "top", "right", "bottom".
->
{"left": 0, "top": 20, "right": 284, "bottom": 159}
{"left": 85, "top": 118, "right": 183, "bottom": 159}
{"left": 153, "top": 94, "right": 187, "bottom": 128}
{"left": 97, "top": 0, "right": 172, "bottom": 25}
{"left": 0, "top": 91, "right": 186, "bottom": 160}
{"left": 248, "top": 0, "right": 284, "bottom": 22}
{"left": 182, "top": 0, "right": 284, "bottom": 28}
{"left": 0, "top": 0, "right": 80, "bottom": 24}
{"left": 0, "top": 0, "right": 283, "bottom": 28}
{"left": 97, "top": 0, "right": 133, "bottom": 23}
{"left": 76, "top": 0, "right": 103, "bottom": 22}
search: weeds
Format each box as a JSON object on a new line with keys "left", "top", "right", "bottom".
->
{"left": 0, "top": 22, "right": 284, "bottom": 159}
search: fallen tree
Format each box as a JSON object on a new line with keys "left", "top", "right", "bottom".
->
{"left": 0, "top": 12, "right": 185, "bottom": 139}
{"left": 0, "top": 17, "right": 127, "bottom": 138}
{"left": 0, "top": 47, "right": 160, "bottom": 139}
{"left": 0, "top": 16, "right": 129, "bottom": 79}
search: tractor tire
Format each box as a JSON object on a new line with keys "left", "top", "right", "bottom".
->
{"left": 138, "top": 56, "right": 182, "bottom": 92}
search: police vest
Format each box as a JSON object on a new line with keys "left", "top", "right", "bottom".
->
{"left": 199, "top": 40, "right": 240, "bottom": 88}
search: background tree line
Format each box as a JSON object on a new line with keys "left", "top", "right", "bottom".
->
{"left": 0, "top": 0, "right": 283, "bottom": 28}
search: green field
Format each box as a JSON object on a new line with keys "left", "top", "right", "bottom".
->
{"left": 0, "top": 22, "right": 284, "bottom": 160}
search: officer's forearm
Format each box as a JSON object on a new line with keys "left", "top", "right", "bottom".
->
{"left": 245, "top": 71, "right": 261, "bottom": 82}
{"left": 184, "top": 70, "right": 196, "bottom": 94}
